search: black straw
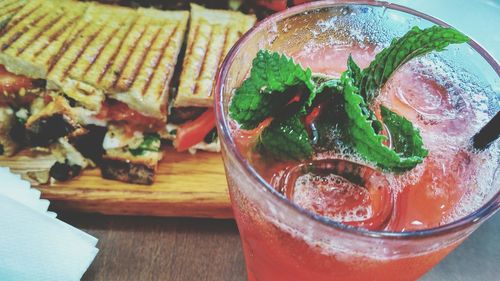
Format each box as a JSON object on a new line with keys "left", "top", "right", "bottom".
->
{"left": 472, "top": 111, "right": 500, "bottom": 151}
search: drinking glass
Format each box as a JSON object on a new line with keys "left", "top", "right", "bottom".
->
{"left": 215, "top": 1, "right": 499, "bottom": 280}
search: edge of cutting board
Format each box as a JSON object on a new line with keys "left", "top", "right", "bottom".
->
{"left": 0, "top": 147, "right": 233, "bottom": 218}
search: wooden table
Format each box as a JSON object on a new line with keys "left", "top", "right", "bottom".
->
{"left": 59, "top": 212, "right": 499, "bottom": 281}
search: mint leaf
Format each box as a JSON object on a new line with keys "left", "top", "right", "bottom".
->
{"left": 359, "top": 26, "right": 469, "bottom": 101}
{"left": 229, "top": 50, "right": 315, "bottom": 129}
{"left": 252, "top": 50, "right": 314, "bottom": 94}
{"left": 381, "top": 106, "right": 428, "bottom": 160}
{"left": 314, "top": 77, "right": 341, "bottom": 97}
{"left": 346, "top": 55, "right": 382, "bottom": 133}
{"left": 347, "top": 55, "right": 362, "bottom": 83}
{"left": 256, "top": 113, "right": 312, "bottom": 160}
{"left": 342, "top": 71, "right": 426, "bottom": 171}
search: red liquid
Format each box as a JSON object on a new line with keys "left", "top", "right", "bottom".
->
{"left": 229, "top": 45, "right": 489, "bottom": 280}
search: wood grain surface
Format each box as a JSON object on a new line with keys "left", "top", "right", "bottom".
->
{"left": 68, "top": 214, "right": 248, "bottom": 281}
{"left": 0, "top": 147, "right": 232, "bottom": 218}
{"left": 60, "top": 212, "right": 500, "bottom": 281}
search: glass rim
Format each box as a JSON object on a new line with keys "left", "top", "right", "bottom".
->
{"left": 215, "top": 0, "right": 500, "bottom": 240}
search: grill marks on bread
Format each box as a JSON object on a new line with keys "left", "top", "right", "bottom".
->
{"left": 105, "top": 10, "right": 188, "bottom": 120}
{"left": 175, "top": 4, "right": 256, "bottom": 108}
{"left": 0, "top": 0, "right": 188, "bottom": 119}
{"left": 0, "top": 0, "right": 26, "bottom": 25}
{"left": 0, "top": 0, "right": 87, "bottom": 79}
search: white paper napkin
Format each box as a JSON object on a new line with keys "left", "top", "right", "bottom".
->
{"left": 0, "top": 168, "right": 99, "bottom": 281}
{"left": 0, "top": 167, "right": 51, "bottom": 215}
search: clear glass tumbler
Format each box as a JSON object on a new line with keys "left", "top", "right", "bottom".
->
{"left": 215, "top": 1, "right": 500, "bottom": 280}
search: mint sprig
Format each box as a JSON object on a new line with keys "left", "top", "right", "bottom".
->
{"left": 342, "top": 71, "right": 427, "bottom": 171}
{"left": 381, "top": 105, "right": 428, "bottom": 163}
{"left": 229, "top": 50, "right": 315, "bottom": 129}
{"left": 256, "top": 113, "right": 313, "bottom": 160}
{"left": 359, "top": 26, "right": 469, "bottom": 101}
{"left": 229, "top": 26, "right": 468, "bottom": 170}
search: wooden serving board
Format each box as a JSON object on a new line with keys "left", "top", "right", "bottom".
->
{"left": 0, "top": 147, "right": 233, "bottom": 218}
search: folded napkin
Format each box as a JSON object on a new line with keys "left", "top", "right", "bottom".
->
{"left": 0, "top": 168, "right": 99, "bottom": 281}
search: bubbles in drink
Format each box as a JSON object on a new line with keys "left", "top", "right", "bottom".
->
{"left": 292, "top": 173, "right": 373, "bottom": 221}
{"left": 271, "top": 159, "right": 393, "bottom": 230}
{"left": 381, "top": 59, "right": 476, "bottom": 140}
{"left": 231, "top": 25, "right": 499, "bottom": 234}
{"left": 443, "top": 145, "right": 500, "bottom": 225}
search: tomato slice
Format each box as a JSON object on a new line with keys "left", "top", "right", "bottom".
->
{"left": 174, "top": 108, "right": 216, "bottom": 152}
{"left": 255, "top": 0, "right": 311, "bottom": 11}
{"left": 256, "top": 0, "right": 288, "bottom": 11}
{"left": 96, "top": 100, "right": 165, "bottom": 132}
{"left": 0, "top": 65, "right": 33, "bottom": 94}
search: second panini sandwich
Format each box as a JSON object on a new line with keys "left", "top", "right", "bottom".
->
{"left": 169, "top": 4, "right": 256, "bottom": 153}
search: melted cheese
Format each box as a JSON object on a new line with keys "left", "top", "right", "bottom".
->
{"left": 102, "top": 125, "right": 144, "bottom": 150}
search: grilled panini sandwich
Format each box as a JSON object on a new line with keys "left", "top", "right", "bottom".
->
{"left": 48, "top": 4, "right": 189, "bottom": 120}
{"left": 0, "top": 0, "right": 189, "bottom": 184}
{"left": 0, "top": 0, "right": 26, "bottom": 28}
{"left": 0, "top": 0, "right": 90, "bottom": 149}
{"left": 172, "top": 4, "right": 255, "bottom": 152}
{"left": 45, "top": 2, "right": 189, "bottom": 184}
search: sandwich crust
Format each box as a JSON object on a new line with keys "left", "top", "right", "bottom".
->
{"left": 175, "top": 4, "right": 256, "bottom": 108}
{"left": 0, "top": 0, "right": 26, "bottom": 28}
{"left": 0, "top": 0, "right": 88, "bottom": 79}
{"left": 101, "top": 148, "right": 163, "bottom": 185}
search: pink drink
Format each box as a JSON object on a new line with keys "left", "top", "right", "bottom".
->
{"left": 216, "top": 2, "right": 500, "bottom": 281}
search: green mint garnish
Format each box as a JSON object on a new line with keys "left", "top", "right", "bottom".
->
{"left": 256, "top": 113, "right": 313, "bottom": 160}
{"left": 342, "top": 71, "right": 427, "bottom": 171}
{"left": 347, "top": 55, "right": 362, "bottom": 83}
{"left": 129, "top": 133, "right": 161, "bottom": 156}
{"left": 230, "top": 26, "right": 468, "bottom": 170}
{"left": 380, "top": 105, "right": 429, "bottom": 163}
{"left": 229, "top": 50, "right": 315, "bottom": 129}
{"left": 347, "top": 55, "right": 383, "bottom": 133}
{"left": 359, "top": 26, "right": 469, "bottom": 102}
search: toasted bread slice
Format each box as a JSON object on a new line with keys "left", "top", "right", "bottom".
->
{"left": 174, "top": 4, "right": 256, "bottom": 108}
{"left": 102, "top": 8, "right": 189, "bottom": 120}
{"left": 0, "top": 0, "right": 26, "bottom": 28}
{"left": 49, "top": 3, "right": 189, "bottom": 118}
{"left": 0, "top": 0, "right": 88, "bottom": 79}
{"left": 46, "top": 3, "right": 137, "bottom": 111}
{"left": 101, "top": 148, "right": 163, "bottom": 185}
